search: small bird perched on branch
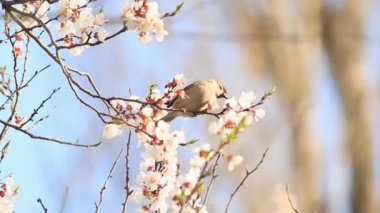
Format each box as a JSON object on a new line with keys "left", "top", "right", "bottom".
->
{"left": 161, "top": 80, "right": 228, "bottom": 122}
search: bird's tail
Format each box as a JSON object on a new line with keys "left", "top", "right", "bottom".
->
{"left": 160, "top": 112, "right": 179, "bottom": 123}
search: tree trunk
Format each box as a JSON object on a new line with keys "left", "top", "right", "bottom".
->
{"left": 322, "top": 0, "right": 374, "bottom": 212}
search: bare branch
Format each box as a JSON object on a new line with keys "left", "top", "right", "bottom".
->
{"left": 225, "top": 148, "right": 269, "bottom": 213}
{"left": 286, "top": 184, "right": 301, "bottom": 213}
{"left": 202, "top": 153, "right": 221, "bottom": 205}
{"left": 20, "top": 87, "right": 60, "bottom": 128}
{"left": 95, "top": 148, "right": 124, "bottom": 213}
{"left": 37, "top": 198, "right": 48, "bottom": 213}
{"left": 19, "top": 65, "right": 51, "bottom": 90}
{"left": 122, "top": 130, "right": 133, "bottom": 213}
{"left": 27, "top": 105, "right": 56, "bottom": 131}
{"left": 0, "top": 119, "right": 101, "bottom": 148}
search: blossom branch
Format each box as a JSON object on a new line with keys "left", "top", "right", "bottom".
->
{"left": 56, "top": 26, "right": 128, "bottom": 49}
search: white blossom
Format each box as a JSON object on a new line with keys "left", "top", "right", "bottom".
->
{"left": 0, "top": 178, "right": 17, "bottom": 213}
{"left": 130, "top": 187, "right": 143, "bottom": 202}
{"left": 155, "top": 121, "right": 170, "bottom": 140}
{"left": 238, "top": 91, "right": 256, "bottom": 109}
{"left": 224, "top": 97, "right": 239, "bottom": 110}
{"left": 69, "top": 46, "right": 85, "bottom": 56}
{"left": 127, "top": 96, "right": 141, "bottom": 111}
{"left": 110, "top": 99, "right": 126, "bottom": 112}
{"left": 227, "top": 154, "right": 244, "bottom": 171}
{"left": 94, "top": 12, "right": 107, "bottom": 26}
{"left": 141, "top": 107, "right": 153, "bottom": 118}
{"left": 253, "top": 108, "right": 266, "bottom": 121}
{"left": 103, "top": 123, "right": 123, "bottom": 139}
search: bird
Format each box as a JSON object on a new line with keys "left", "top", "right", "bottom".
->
{"left": 161, "top": 79, "right": 228, "bottom": 122}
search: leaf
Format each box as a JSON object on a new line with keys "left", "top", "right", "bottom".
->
{"left": 179, "top": 139, "right": 198, "bottom": 146}
{"left": 175, "top": 2, "right": 184, "bottom": 14}
{"left": 14, "top": 186, "right": 20, "bottom": 196}
{"left": 265, "top": 87, "right": 276, "bottom": 97}
{"left": 99, "top": 6, "right": 104, "bottom": 14}
{"left": 111, "top": 118, "right": 125, "bottom": 125}
{"left": 2, "top": 141, "right": 10, "bottom": 152}
{"left": 0, "top": 65, "right": 6, "bottom": 74}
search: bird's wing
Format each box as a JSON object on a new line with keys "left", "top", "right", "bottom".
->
{"left": 166, "top": 81, "right": 199, "bottom": 108}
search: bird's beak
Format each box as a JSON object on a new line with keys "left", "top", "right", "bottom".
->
{"left": 218, "top": 93, "right": 228, "bottom": 99}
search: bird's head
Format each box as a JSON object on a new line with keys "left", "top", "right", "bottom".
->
{"left": 211, "top": 80, "right": 228, "bottom": 99}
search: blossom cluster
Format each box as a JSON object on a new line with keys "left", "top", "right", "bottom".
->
{"left": 209, "top": 91, "right": 266, "bottom": 141}
{"left": 57, "top": 0, "right": 108, "bottom": 55}
{"left": 132, "top": 121, "right": 185, "bottom": 211}
{"left": 122, "top": 0, "right": 168, "bottom": 43}
{"left": 0, "top": 178, "right": 17, "bottom": 213}
{"left": 102, "top": 74, "right": 270, "bottom": 212}
{"left": 5, "top": 0, "right": 171, "bottom": 56}
{"left": 103, "top": 74, "right": 187, "bottom": 211}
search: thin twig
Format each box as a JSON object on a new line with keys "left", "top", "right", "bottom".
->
{"left": 59, "top": 187, "right": 69, "bottom": 213}
{"left": 95, "top": 148, "right": 124, "bottom": 213}
{"left": 225, "top": 148, "right": 269, "bottom": 213}
{"left": 0, "top": 119, "right": 101, "bottom": 148}
{"left": 286, "top": 184, "right": 301, "bottom": 213}
{"left": 0, "top": 64, "right": 50, "bottom": 126}
{"left": 122, "top": 130, "right": 133, "bottom": 213}
{"left": 37, "top": 198, "right": 48, "bottom": 213}
{"left": 27, "top": 105, "right": 56, "bottom": 131}
{"left": 20, "top": 87, "right": 60, "bottom": 128}
{"left": 202, "top": 153, "right": 221, "bottom": 205}
{"left": 19, "top": 65, "right": 51, "bottom": 90}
